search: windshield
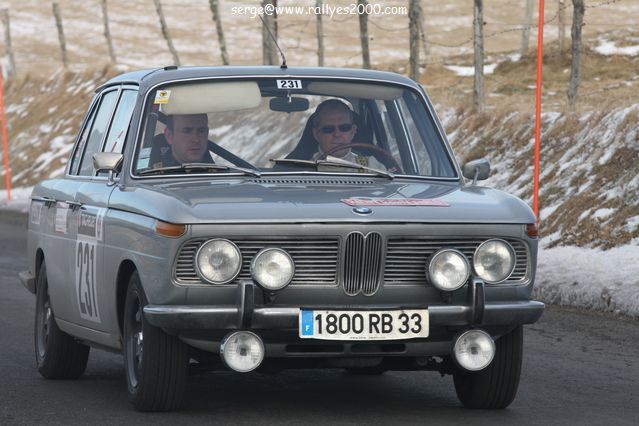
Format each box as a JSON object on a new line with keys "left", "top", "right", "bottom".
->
{"left": 133, "top": 78, "right": 457, "bottom": 178}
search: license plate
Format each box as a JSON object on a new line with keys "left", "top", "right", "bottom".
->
{"left": 299, "top": 309, "right": 429, "bottom": 341}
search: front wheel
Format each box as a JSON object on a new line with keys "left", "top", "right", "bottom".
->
{"left": 123, "top": 271, "right": 188, "bottom": 411}
{"left": 453, "top": 326, "right": 523, "bottom": 409}
{"left": 35, "top": 261, "right": 90, "bottom": 379}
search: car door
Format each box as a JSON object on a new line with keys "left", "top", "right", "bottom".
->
{"left": 73, "top": 86, "right": 138, "bottom": 334}
{"left": 48, "top": 87, "right": 120, "bottom": 328}
{"left": 38, "top": 92, "right": 105, "bottom": 325}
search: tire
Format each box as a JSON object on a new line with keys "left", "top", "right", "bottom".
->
{"left": 453, "top": 326, "right": 523, "bottom": 409}
{"left": 123, "top": 271, "right": 188, "bottom": 412}
{"left": 35, "top": 261, "right": 90, "bottom": 379}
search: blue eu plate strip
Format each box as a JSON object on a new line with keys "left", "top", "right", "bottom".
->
{"left": 301, "top": 310, "right": 314, "bottom": 336}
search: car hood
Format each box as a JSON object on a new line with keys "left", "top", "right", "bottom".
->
{"left": 110, "top": 177, "right": 536, "bottom": 224}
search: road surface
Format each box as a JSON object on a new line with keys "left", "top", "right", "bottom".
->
{"left": 0, "top": 211, "right": 637, "bottom": 424}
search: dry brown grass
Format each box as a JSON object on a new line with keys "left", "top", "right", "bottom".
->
{"left": 422, "top": 39, "right": 639, "bottom": 114}
{"left": 3, "top": 66, "right": 120, "bottom": 186}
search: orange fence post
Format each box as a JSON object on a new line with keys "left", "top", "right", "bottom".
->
{"left": 533, "top": 0, "right": 545, "bottom": 224}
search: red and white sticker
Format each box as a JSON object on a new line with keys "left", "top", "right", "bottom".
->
{"left": 341, "top": 198, "right": 449, "bottom": 207}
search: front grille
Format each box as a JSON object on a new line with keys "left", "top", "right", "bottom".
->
{"left": 343, "top": 232, "right": 383, "bottom": 296}
{"left": 384, "top": 238, "right": 529, "bottom": 285}
{"left": 176, "top": 235, "right": 529, "bottom": 289}
{"left": 175, "top": 238, "right": 339, "bottom": 285}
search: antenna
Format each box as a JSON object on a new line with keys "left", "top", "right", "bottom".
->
{"left": 258, "top": 13, "right": 287, "bottom": 69}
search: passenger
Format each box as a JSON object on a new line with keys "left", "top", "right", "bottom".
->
{"left": 311, "top": 99, "right": 386, "bottom": 170}
{"left": 159, "top": 113, "right": 214, "bottom": 167}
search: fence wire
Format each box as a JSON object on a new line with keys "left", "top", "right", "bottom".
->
{"left": 0, "top": 0, "right": 636, "bottom": 77}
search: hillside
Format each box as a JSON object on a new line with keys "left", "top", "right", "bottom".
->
{"left": 1, "top": 29, "right": 638, "bottom": 316}
{"left": 2, "top": 39, "right": 638, "bottom": 250}
{"left": 445, "top": 104, "right": 639, "bottom": 250}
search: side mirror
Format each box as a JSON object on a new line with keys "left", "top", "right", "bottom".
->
{"left": 93, "top": 152, "right": 123, "bottom": 186}
{"left": 269, "top": 96, "right": 309, "bottom": 113}
{"left": 462, "top": 158, "right": 490, "bottom": 184}
{"left": 93, "top": 152, "right": 123, "bottom": 172}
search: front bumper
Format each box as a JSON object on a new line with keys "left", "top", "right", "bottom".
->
{"left": 144, "top": 281, "right": 544, "bottom": 343}
{"left": 144, "top": 301, "right": 545, "bottom": 330}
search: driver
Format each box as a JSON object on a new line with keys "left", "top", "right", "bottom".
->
{"left": 157, "top": 113, "right": 215, "bottom": 167}
{"left": 311, "top": 99, "right": 386, "bottom": 170}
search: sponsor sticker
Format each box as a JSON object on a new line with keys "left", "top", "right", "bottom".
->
{"left": 54, "top": 202, "right": 69, "bottom": 234}
{"left": 78, "top": 207, "right": 106, "bottom": 241}
{"left": 139, "top": 147, "right": 152, "bottom": 158}
{"left": 341, "top": 198, "right": 449, "bottom": 207}
{"left": 154, "top": 89, "right": 171, "bottom": 104}
{"left": 30, "top": 202, "right": 43, "bottom": 226}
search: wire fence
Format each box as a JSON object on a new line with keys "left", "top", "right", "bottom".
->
{"left": 1, "top": 0, "right": 636, "bottom": 70}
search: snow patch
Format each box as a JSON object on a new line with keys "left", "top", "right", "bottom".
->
{"left": 444, "top": 63, "right": 497, "bottom": 76}
{"left": 540, "top": 205, "right": 559, "bottom": 220}
{"left": 0, "top": 188, "right": 33, "bottom": 213}
{"left": 595, "top": 40, "right": 639, "bottom": 56}
{"left": 536, "top": 245, "right": 639, "bottom": 316}
{"left": 592, "top": 208, "right": 614, "bottom": 219}
{"left": 626, "top": 216, "right": 639, "bottom": 232}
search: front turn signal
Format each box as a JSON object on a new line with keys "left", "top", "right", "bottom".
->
{"left": 526, "top": 223, "right": 539, "bottom": 238}
{"left": 155, "top": 220, "right": 186, "bottom": 238}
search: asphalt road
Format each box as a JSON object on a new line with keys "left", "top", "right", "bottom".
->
{"left": 1, "top": 211, "right": 638, "bottom": 425}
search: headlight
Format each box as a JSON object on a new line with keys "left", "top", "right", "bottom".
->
{"left": 427, "top": 249, "right": 470, "bottom": 291}
{"left": 195, "top": 239, "right": 242, "bottom": 284}
{"left": 473, "top": 239, "right": 516, "bottom": 283}
{"left": 251, "top": 248, "right": 295, "bottom": 291}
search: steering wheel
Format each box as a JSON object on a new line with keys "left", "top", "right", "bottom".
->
{"left": 322, "top": 143, "right": 402, "bottom": 173}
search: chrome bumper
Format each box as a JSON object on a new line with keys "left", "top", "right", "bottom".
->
{"left": 144, "top": 301, "right": 544, "bottom": 330}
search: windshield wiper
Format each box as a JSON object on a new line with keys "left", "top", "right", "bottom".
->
{"left": 138, "top": 162, "right": 261, "bottom": 177}
{"left": 271, "top": 157, "right": 394, "bottom": 179}
{"left": 317, "top": 158, "right": 394, "bottom": 179}
{"left": 270, "top": 158, "right": 317, "bottom": 168}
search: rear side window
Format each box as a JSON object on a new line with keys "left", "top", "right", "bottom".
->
{"left": 69, "top": 101, "right": 98, "bottom": 175}
{"left": 103, "top": 90, "right": 137, "bottom": 154}
{"left": 77, "top": 90, "right": 118, "bottom": 176}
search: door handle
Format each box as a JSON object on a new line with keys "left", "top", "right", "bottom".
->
{"left": 31, "top": 196, "right": 57, "bottom": 207}
{"left": 65, "top": 200, "right": 83, "bottom": 210}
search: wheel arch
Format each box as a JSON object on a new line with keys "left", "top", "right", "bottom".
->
{"left": 34, "top": 248, "right": 45, "bottom": 292}
{"left": 116, "top": 259, "right": 138, "bottom": 337}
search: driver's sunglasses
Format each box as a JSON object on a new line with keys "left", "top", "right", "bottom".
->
{"left": 319, "top": 123, "right": 354, "bottom": 134}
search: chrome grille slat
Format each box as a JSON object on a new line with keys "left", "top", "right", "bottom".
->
{"left": 343, "top": 233, "right": 362, "bottom": 295}
{"left": 342, "top": 232, "right": 383, "bottom": 296}
{"left": 385, "top": 238, "right": 529, "bottom": 285}
{"left": 362, "top": 232, "right": 383, "bottom": 295}
{"left": 175, "top": 238, "right": 339, "bottom": 285}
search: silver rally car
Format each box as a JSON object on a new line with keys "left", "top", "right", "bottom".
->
{"left": 20, "top": 66, "right": 544, "bottom": 411}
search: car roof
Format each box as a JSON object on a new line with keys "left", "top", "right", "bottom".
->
{"left": 97, "top": 66, "right": 420, "bottom": 93}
